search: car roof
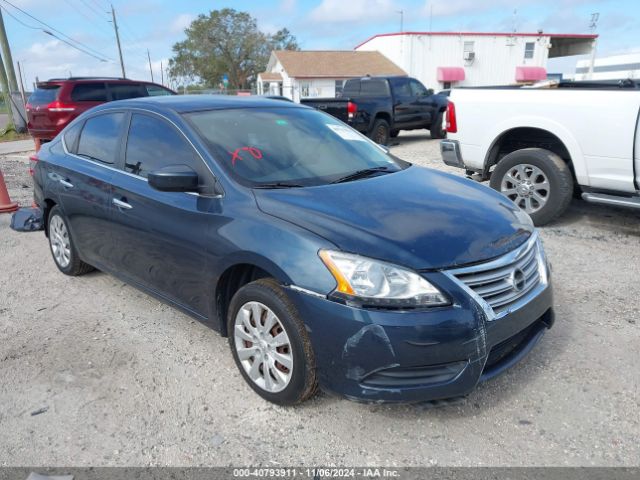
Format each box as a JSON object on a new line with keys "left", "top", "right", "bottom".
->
{"left": 92, "top": 94, "right": 304, "bottom": 113}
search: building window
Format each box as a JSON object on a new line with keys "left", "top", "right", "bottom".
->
{"left": 335, "top": 80, "right": 344, "bottom": 98}
{"left": 300, "top": 81, "right": 310, "bottom": 98}
{"left": 524, "top": 42, "right": 535, "bottom": 59}
{"left": 463, "top": 41, "right": 475, "bottom": 62}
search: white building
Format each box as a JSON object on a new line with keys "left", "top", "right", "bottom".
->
{"left": 355, "top": 32, "right": 597, "bottom": 89}
{"left": 257, "top": 50, "right": 406, "bottom": 102}
{"left": 575, "top": 52, "right": 640, "bottom": 81}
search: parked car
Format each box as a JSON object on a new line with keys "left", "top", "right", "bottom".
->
{"left": 31, "top": 96, "right": 553, "bottom": 405}
{"left": 26, "top": 77, "right": 175, "bottom": 148}
{"left": 441, "top": 82, "right": 640, "bottom": 225}
{"left": 301, "top": 76, "right": 448, "bottom": 145}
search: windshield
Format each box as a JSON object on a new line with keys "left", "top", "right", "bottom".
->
{"left": 185, "top": 107, "right": 406, "bottom": 187}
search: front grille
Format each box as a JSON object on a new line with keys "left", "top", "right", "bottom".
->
{"left": 450, "top": 237, "right": 542, "bottom": 315}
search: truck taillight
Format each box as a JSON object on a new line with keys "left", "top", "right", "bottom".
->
{"left": 347, "top": 101, "right": 357, "bottom": 120}
{"left": 29, "top": 155, "right": 39, "bottom": 176}
{"left": 47, "top": 101, "right": 75, "bottom": 112}
{"left": 446, "top": 101, "right": 457, "bottom": 133}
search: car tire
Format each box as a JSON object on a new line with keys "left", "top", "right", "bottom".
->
{"left": 490, "top": 148, "right": 573, "bottom": 226}
{"left": 369, "top": 118, "right": 390, "bottom": 145}
{"left": 227, "top": 278, "right": 317, "bottom": 405}
{"left": 390, "top": 129, "right": 399, "bottom": 138}
{"left": 429, "top": 113, "right": 446, "bottom": 139}
{"left": 47, "top": 206, "right": 94, "bottom": 276}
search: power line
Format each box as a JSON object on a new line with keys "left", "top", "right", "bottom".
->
{"left": 0, "top": 2, "right": 112, "bottom": 62}
{"left": 62, "top": 0, "right": 113, "bottom": 39}
{"left": 0, "top": 0, "right": 113, "bottom": 61}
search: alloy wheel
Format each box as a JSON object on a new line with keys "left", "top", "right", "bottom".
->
{"left": 500, "top": 163, "right": 550, "bottom": 214}
{"left": 49, "top": 215, "right": 71, "bottom": 268}
{"left": 233, "top": 301, "right": 293, "bottom": 393}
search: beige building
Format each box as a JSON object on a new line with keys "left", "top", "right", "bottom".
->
{"left": 257, "top": 50, "right": 406, "bottom": 102}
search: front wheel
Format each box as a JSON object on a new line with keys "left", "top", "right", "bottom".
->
{"left": 228, "top": 278, "right": 317, "bottom": 405}
{"left": 489, "top": 148, "right": 573, "bottom": 226}
{"left": 47, "top": 206, "right": 94, "bottom": 276}
{"left": 369, "top": 118, "right": 390, "bottom": 145}
{"left": 429, "top": 113, "right": 446, "bottom": 139}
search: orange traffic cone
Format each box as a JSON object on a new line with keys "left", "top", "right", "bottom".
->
{"left": 0, "top": 169, "right": 19, "bottom": 213}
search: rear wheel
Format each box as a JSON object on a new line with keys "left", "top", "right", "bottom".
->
{"left": 490, "top": 148, "right": 573, "bottom": 226}
{"left": 47, "top": 206, "right": 94, "bottom": 276}
{"left": 228, "top": 278, "right": 317, "bottom": 405}
{"left": 429, "top": 113, "right": 446, "bottom": 139}
{"left": 369, "top": 118, "right": 390, "bottom": 145}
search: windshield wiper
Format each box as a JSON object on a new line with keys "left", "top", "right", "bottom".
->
{"left": 253, "top": 182, "right": 305, "bottom": 189}
{"left": 330, "top": 166, "right": 392, "bottom": 184}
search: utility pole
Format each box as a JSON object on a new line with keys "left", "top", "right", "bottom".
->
{"left": 0, "top": 8, "right": 18, "bottom": 93}
{"left": 587, "top": 13, "right": 599, "bottom": 80}
{"left": 396, "top": 10, "right": 403, "bottom": 32}
{"left": 16, "top": 61, "right": 26, "bottom": 107}
{"left": 0, "top": 50, "right": 14, "bottom": 127}
{"left": 111, "top": 4, "right": 126, "bottom": 78}
{"left": 146, "top": 49, "right": 154, "bottom": 82}
{"left": 160, "top": 61, "right": 164, "bottom": 86}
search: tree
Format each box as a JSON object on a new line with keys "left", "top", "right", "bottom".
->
{"left": 168, "top": 9, "right": 299, "bottom": 90}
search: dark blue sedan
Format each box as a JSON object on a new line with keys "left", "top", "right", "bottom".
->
{"left": 32, "top": 95, "right": 554, "bottom": 405}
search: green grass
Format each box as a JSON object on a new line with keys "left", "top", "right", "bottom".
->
{"left": 0, "top": 123, "right": 31, "bottom": 142}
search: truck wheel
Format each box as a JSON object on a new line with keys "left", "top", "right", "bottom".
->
{"left": 429, "top": 113, "right": 446, "bottom": 139}
{"left": 370, "top": 119, "right": 390, "bottom": 145}
{"left": 390, "top": 129, "right": 399, "bottom": 138}
{"left": 490, "top": 148, "right": 573, "bottom": 226}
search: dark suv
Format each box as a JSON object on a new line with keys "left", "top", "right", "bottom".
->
{"left": 26, "top": 77, "right": 175, "bottom": 147}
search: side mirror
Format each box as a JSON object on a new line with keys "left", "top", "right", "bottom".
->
{"left": 148, "top": 165, "right": 199, "bottom": 192}
{"left": 426, "top": 88, "right": 434, "bottom": 96}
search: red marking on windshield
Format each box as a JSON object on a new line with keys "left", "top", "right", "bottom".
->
{"left": 230, "top": 146, "right": 263, "bottom": 166}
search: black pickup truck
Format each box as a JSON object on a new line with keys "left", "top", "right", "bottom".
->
{"left": 301, "top": 76, "right": 449, "bottom": 145}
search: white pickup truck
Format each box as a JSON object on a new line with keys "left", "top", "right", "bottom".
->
{"left": 440, "top": 83, "right": 640, "bottom": 225}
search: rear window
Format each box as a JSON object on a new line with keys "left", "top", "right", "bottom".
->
{"left": 28, "top": 86, "right": 60, "bottom": 105}
{"left": 342, "top": 79, "right": 360, "bottom": 97}
{"left": 360, "top": 79, "right": 390, "bottom": 97}
{"left": 71, "top": 83, "right": 107, "bottom": 102}
{"left": 77, "top": 112, "right": 125, "bottom": 164}
{"left": 108, "top": 83, "right": 146, "bottom": 100}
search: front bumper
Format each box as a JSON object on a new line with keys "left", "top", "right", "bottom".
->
{"left": 440, "top": 139, "right": 465, "bottom": 169}
{"left": 287, "top": 272, "right": 553, "bottom": 404}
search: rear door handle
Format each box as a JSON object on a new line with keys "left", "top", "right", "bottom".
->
{"left": 113, "top": 198, "right": 133, "bottom": 210}
{"left": 59, "top": 179, "right": 74, "bottom": 188}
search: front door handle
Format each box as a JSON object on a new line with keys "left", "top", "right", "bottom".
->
{"left": 59, "top": 179, "right": 74, "bottom": 188}
{"left": 113, "top": 198, "right": 133, "bottom": 210}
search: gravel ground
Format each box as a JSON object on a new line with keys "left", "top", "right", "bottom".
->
{"left": 0, "top": 132, "right": 639, "bottom": 467}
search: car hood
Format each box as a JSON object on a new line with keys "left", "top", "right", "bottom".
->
{"left": 253, "top": 166, "right": 533, "bottom": 270}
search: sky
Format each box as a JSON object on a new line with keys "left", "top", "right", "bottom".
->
{"left": 1, "top": 0, "right": 639, "bottom": 89}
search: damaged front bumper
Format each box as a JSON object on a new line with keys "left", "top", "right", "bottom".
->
{"left": 286, "top": 272, "right": 553, "bottom": 404}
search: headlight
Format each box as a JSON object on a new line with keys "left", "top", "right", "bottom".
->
{"left": 319, "top": 250, "right": 449, "bottom": 308}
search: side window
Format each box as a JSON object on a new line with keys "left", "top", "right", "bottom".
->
{"left": 360, "top": 79, "right": 390, "bottom": 97}
{"left": 108, "top": 83, "right": 146, "bottom": 100}
{"left": 334, "top": 80, "right": 344, "bottom": 98}
{"left": 524, "top": 42, "right": 535, "bottom": 59}
{"left": 146, "top": 84, "right": 174, "bottom": 96}
{"left": 342, "top": 79, "right": 360, "bottom": 97}
{"left": 392, "top": 78, "right": 411, "bottom": 96}
{"left": 77, "top": 113, "right": 125, "bottom": 164}
{"left": 409, "top": 79, "right": 428, "bottom": 96}
{"left": 124, "top": 114, "right": 199, "bottom": 178}
{"left": 70, "top": 83, "right": 108, "bottom": 102}
{"left": 63, "top": 122, "right": 82, "bottom": 153}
